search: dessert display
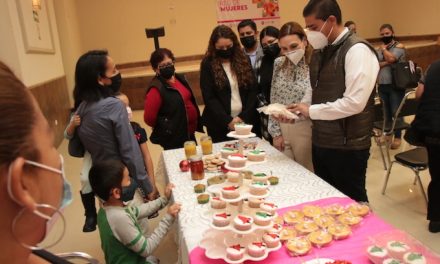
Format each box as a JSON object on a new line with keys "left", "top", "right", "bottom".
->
{"left": 313, "top": 214, "right": 335, "bottom": 228}
{"left": 295, "top": 221, "right": 319, "bottom": 235}
{"left": 403, "top": 252, "right": 426, "bottom": 264}
{"left": 221, "top": 186, "right": 240, "bottom": 199}
{"left": 260, "top": 202, "right": 278, "bottom": 214}
{"left": 234, "top": 123, "right": 253, "bottom": 135}
{"left": 279, "top": 226, "right": 297, "bottom": 241}
{"left": 325, "top": 204, "right": 346, "bottom": 216}
{"left": 286, "top": 237, "right": 312, "bottom": 256}
{"left": 226, "top": 171, "right": 241, "bottom": 183}
{"left": 194, "top": 184, "right": 206, "bottom": 193}
{"left": 197, "top": 194, "right": 210, "bottom": 204}
{"left": 283, "top": 210, "right": 304, "bottom": 225}
{"left": 221, "top": 147, "right": 238, "bottom": 159}
{"left": 348, "top": 203, "right": 370, "bottom": 217}
{"left": 248, "top": 197, "right": 265, "bottom": 208}
{"left": 328, "top": 223, "right": 351, "bottom": 240}
{"left": 383, "top": 258, "right": 403, "bottom": 264}
{"left": 253, "top": 211, "right": 273, "bottom": 226}
{"left": 387, "top": 241, "right": 410, "bottom": 259}
{"left": 302, "top": 205, "right": 323, "bottom": 218}
{"left": 247, "top": 242, "right": 267, "bottom": 257}
{"left": 212, "top": 212, "right": 231, "bottom": 227}
{"left": 210, "top": 197, "right": 227, "bottom": 209}
{"left": 247, "top": 149, "right": 266, "bottom": 162}
{"left": 227, "top": 154, "right": 247, "bottom": 168}
{"left": 309, "top": 230, "right": 333, "bottom": 247}
{"left": 226, "top": 244, "right": 245, "bottom": 261}
{"left": 268, "top": 223, "right": 283, "bottom": 234}
{"left": 249, "top": 181, "right": 269, "bottom": 196}
{"left": 268, "top": 176, "right": 279, "bottom": 185}
{"left": 367, "top": 245, "right": 389, "bottom": 264}
{"left": 224, "top": 141, "right": 258, "bottom": 153}
{"left": 252, "top": 173, "right": 270, "bottom": 183}
{"left": 233, "top": 215, "right": 254, "bottom": 231}
{"left": 263, "top": 233, "right": 281, "bottom": 248}
{"left": 338, "top": 213, "right": 362, "bottom": 226}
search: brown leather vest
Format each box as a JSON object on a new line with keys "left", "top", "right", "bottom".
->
{"left": 309, "top": 31, "right": 377, "bottom": 150}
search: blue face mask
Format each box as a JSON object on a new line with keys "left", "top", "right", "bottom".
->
{"left": 119, "top": 180, "right": 136, "bottom": 202}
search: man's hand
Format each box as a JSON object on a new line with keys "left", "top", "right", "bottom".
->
{"left": 287, "top": 103, "right": 310, "bottom": 119}
{"left": 167, "top": 203, "right": 181, "bottom": 217}
{"left": 228, "top": 116, "right": 243, "bottom": 131}
{"left": 147, "top": 185, "right": 160, "bottom": 201}
{"left": 273, "top": 135, "right": 285, "bottom": 152}
{"left": 164, "top": 183, "right": 175, "bottom": 200}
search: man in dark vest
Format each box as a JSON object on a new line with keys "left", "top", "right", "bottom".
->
{"left": 288, "top": 0, "right": 379, "bottom": 202}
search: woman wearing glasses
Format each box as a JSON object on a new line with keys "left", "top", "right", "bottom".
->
{"left": 144, "top": 48, "right": 202, "bottom": 150}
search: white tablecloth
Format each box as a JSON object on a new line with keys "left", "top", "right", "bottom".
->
{"left": 156, "top": 139, "right": 345, "bottom": 264}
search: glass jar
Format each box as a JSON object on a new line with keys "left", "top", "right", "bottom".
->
{"left": 190, "top": 155, "right": 205, "bottom": 181}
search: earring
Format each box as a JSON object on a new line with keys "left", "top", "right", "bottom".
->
{"left": 11, "top": 203, "right": 66, "bottom": 251}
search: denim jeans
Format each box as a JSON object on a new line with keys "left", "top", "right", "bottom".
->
{"left": 378, "top": 84, "right": 405, "bottom": 138}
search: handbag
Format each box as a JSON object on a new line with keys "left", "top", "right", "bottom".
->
{"left": 68, "top": 132, "right": 85, "bottom": 157}
{"left": 391, "top": 60, "right": 421, "bottom": 90}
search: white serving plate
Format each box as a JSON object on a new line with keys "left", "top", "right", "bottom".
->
{"left": 303, "top": 258, "right": 335, "bottom": 264}
{"left": 227, "top": 131, "right": 257, "bottom": 139}
{"left": 206, "top": 179, "right": 270, "bottom": 202}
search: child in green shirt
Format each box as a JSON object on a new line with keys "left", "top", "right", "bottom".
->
{"left": 89, "top": 160, "right": 181, "bottom": 264}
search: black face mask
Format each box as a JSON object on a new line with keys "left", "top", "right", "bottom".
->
{"left": 216, "top": 48, "right": 234, "bottom": 59}
{"left": 108, "top": 72, "right": 122, "bottom": 94}
{"left": 263, "top": 43, "right": 280, "bottom": 58}
{"left": 240, "top": 36, "right": 257, "bottom": 49}
{"left": 381, "top": 35, "right": 394, "bottom": 45}
{"left": 159, "top": 64, "right": 175, "bottom": 79}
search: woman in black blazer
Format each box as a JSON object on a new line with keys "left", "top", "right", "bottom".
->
{"left": 200, "top": 25, "right": 259, "bottom": 143}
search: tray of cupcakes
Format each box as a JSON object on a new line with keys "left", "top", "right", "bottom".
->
{"left": 220, "top": 144, "right": 267, "bottom": 165}
{"left": 274, "top": 203, "right": 371, "bottom": 257}
{"left": 200, "top": 228, "right": 282, "bottom": 264}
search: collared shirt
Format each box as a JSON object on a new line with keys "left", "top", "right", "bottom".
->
{"left": 244, "top": 44, "right": 264, "bottom": 73}
{"left": 306, "top": 28, "right": 380, "bottom": 120}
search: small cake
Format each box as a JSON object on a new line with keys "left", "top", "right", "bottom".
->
{"left": 367, "top": 245, "right": 388, "bottom": 264}
{"left": 273, "top": 216, "right": 284, "bottom": 225}
{"left": 325, "top": 204, "right": 346, "bottom": 216}
{"left": 387, "top": 241, "right": 410, "bottom": 259}
{"left": 286, "top": 237, "right": 312, "bottom": 256}
{"left": 268, "top": 223, "right": 283, "bottom": 234}
{"left": 338, "top": 213, "right": 362, "bottom": 226}
{"left": 197, "top": 194, "right": 209, "bottom": 204}
{"left": 249, "top": 181, "right": 269, "bottom": 196}
{"left": 309, "top": 230, "right": 333, "bottom": 247}
{"left": 383, "top": 258, "right": 403, "bottom": 264}
{"left": 313, "top": 215, "right": 335, "bottom": 228}
{"left": 226, "top": 171, "right": 241, "bottom": 183}
{"left": 283, "top": 210, "right": 304, "bottom": 225}
{"left": 254, "top": 211, "right": 273, "bottom": 226}
{"left": 193, "top": 184, "right": 206, "bottom": 193}
{"left": 210, "top": 197, "right": 227, "bottom": 209}
{"left": 403, "top": 252, "right": 426, "bottom": 264}
{"left": 220, "top": 147, "right": 238, "bottom": 159}
{"left": 263, "top": 233, "right": 281, "bottom": 248}
{"left": 234, "top": 123, "right": 253, "bottom": 135}
{"left": 226, "top": 244, "right": 245, "bottom": 261}
{"left": 260, "top": 202, "right": 278, "bottom": 214}
{"left": 233, "top": 215, "right": 254, "bottom": 231}
{"left": 212, "top": 212, "right": 231, "bottom": 227}
{"left": 295, "top": 221, "right": 319, "bottom": 235}
{"left": 268, "top": 176, "right": 279, "bottom": 185}
{"left": 247, "top": 150, "right": 266, "bottom": 162}
{"left": 328, "top": 223, "right": 351, "bottom": 240}
{"left": 252, "top": 173, "right": 269, "bottom": 182}
{"left": 228, "top": 154, "right": 247, "bottom": 168}
{"left": 348, "top": 203, "right": 370, "bottom": 217}
{"left": 279, "top": 227, "right": 297, "bottom": 242}
{"left": 207, "top": 175, "right": 226, "bottom": 186}
{"left": 302, "top": 205, "right": 323, "bottom": 218}
{"left": 248, "top": 197, "right": 265, "bottom": 208}
{"left": 247, "top": 242, "right": 267, "bottom": 258}
{"left": 221, "top": 186, "right": 240, "bottom": 199}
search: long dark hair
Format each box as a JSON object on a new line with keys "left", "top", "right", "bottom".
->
{"left": 279, "top": 22, "right": 313, "bottom": 65}
{"left": 260, "top": 26, "right": 280, "bottom": 45}
{"left": 73, "top": 50, "right": 111, "bottom": 108}
{"left": 204, "top": 25, "right": 255, "bottom": 89}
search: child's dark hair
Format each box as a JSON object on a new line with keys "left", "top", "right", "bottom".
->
{"left": 89, "top": 160, "right": 125, "bottom": 201}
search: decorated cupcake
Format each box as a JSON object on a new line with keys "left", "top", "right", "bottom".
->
{"left": 279, "top": 227, "right": 297, "bottom": 242}
{"left": 248, "top": 197, "right": 265, "bottom": 208}
{"left": 263, "top": 233, "right": 281, "bottom": 248}
{"left": 226, "top": 244, "right": 245, "bottom": 261}
{"left": 249, "top": 181, "right": 269, "bottom": 196}
{"left": 197, "top": 194, "right": 209, "bottom": 204}
{"left": 403, "top": 252, "right": 426, "bottom": 264}
{"left": 228, "top": 154, "right": 247, "bottom": 168}
{"left": 325, "top": 204, "right": 346, "bottom": 216}
{"left": 247, "top": 149, "right": 266, "bottom": 162}
{"left": 283, "top": 210, "right": 304, "bottom": 225}
{"left": 367, "top": 245, "right": 388, "bottom": 264}
{"left": 194, "top": 184, "right": 206, "bottom": 193}
{"left": 313, "top": 215, "right": 335, "bottom": 228}
{"left": 348, "top": 203, "right": 370, "bottom": 217}
{"left": 338, "top": 213, "right": 362, "bottom": 226}
{"left": 309, "top": 230, "right": 333, "bottom": 247}
{"left": 302, "top": 205, "right": 323, "bottom": 218}
{"left": 226, "top": 171, "right": 241, "bottom": 183}
{"left": 268, "top": 223, "right": 283, "bottom": 234}
{"left": 234, "top": 123, "right": 253, "bottom": 135}
{"left": 286, "top": 237, "right": 312, "bottom": 256}
{"left": 221, "top": 147, "right": 238, "bottom": 159}
{"left": 387, "top": 241, "right": 410, "bottom": 259}
{"left": 247, "top": 242, "right": 267, "bottom": 258}
{"left": 210, "top": 197, "right": 227, "bottom": 209}
{"left": 328, "top": 223, "right": 351, "bottom": 240}
{"left": 254, "top": 211, "right": 273, "bottom": 226}
{"left": 252, "top": 173, "right": 269, "bottom": 183}
{"left": 212, "top": 212, "right": 231, "bottom": 227}
{"left": 221, "top": 185, "right": 240, "bottom": 199}
{"left": 295, "top": 221, "right": 319, "bottom": 235}
{"left": 260, "top": 202, "right": 278, "bottom": 214}
{"left": 233, "top": 215, "right": 254, "bottom": 231}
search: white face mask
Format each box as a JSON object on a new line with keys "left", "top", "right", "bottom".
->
{"left": 306, "top": 20, "right": 334, "bottom": 50}
{"left": 285, "top": 49, "right": 305, "bottom": 65}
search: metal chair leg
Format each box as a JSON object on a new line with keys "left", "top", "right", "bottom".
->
{"left": 385, "top": 140, "right": 392, "bottom": 167}
{"left": 414, "top": 169, "right": 428, "bottom": 207}
{"left": 382, "top": 161, "right": 395, "bottom": 195}
{"left": 413, "top": 176, "right": 418, "bottom": 186}
{"left": 378, "top": 143, "right": 388, "bottom": 170}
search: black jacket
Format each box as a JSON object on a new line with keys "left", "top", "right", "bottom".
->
{"left": 146, "top": 73, "right": 202, "bottom": 150}
{"left": 200, "top": 58, "right": 259, "bottom": 143}
{"left": 257, "top": 55, "right": 276, "bottom": 103}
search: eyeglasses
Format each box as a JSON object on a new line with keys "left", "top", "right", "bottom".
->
{"left": 158, "top": 63, "right": 174, "bottom": 69}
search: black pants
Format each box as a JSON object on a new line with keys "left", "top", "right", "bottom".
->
{"left": 427, "top": 144, "right": 440, "bottom": 221}
{"left": 312, "top": 145, "right": 370, "bottom": 202}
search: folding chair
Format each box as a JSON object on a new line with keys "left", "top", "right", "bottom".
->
{"left": 56, "top": 252, "right": 100, "bottom": 264}
{"left": 372, "top": 96, "right": 388, "bottom": 170}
